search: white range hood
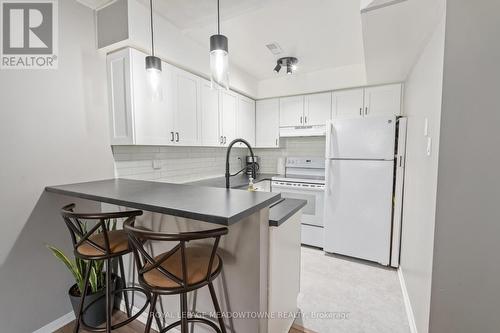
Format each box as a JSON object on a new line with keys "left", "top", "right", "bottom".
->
{"left": 279, "top": 125, "right": 326, "bottom": 137}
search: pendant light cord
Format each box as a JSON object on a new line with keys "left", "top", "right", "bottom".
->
{"left": 217, "top": 0, "right": 220, "bottom": 34}
{"left": 150, "top": 0, "right": 155, "bottom": 56}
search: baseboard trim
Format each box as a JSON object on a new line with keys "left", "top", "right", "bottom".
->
{"left": 32, "top": 311, "right": 75, "bottom": 333}
{"left": 398, "top": 268, "right": 418, "bottom": 333}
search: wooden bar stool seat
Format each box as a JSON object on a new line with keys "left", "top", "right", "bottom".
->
{"left": 143, "top": 247, "right": 221, "bottom": 289}
{"left": 124, "top": 218, "right": 229, "bottom": 333}
{"left": 76, "top": 230, "right": 130, "bottom": 257}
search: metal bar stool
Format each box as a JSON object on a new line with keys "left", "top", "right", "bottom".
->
{"left": 124, "top": 217, "right": 229, "bottom": 333}
{"left": 61, "top": 204, "right": 151, "bottom": 333}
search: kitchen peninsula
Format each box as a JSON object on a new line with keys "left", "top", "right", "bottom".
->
{"left": 46, "top": 178, "right": 304, "bottom": 333}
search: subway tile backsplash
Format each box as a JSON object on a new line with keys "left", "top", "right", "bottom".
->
{"left": 254, "top": 136, "right": 326, "bottom": 173}
{"left": 112, "top": 137, "right": 326, "bottom": 182}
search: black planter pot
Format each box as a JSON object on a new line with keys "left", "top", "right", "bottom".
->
{"left": 68, "top": 278, "right": 117, "bottom": 328}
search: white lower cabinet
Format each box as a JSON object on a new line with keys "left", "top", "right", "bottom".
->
{"left": 256, "top": 99, "right": 280, "bottom": 148}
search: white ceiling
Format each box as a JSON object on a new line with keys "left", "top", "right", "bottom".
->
{"left": 170, "top": 0, "right": 366, "bottom": 80}
{"left": 82, "top": 0, "right": 366, "bottom": 81}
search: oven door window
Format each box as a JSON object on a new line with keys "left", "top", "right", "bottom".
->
{"left": 280, "top": 191, "right": 316, "bottom": 215}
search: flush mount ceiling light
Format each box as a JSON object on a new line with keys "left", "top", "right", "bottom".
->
{"left": 210, "top": 0, "right": 229, "bottom": 90}
{"left": 145, "top": 0, "right": 161, "bottom": 73}
{"left": 273, "top": 57, "right": 298, "bottom": 75}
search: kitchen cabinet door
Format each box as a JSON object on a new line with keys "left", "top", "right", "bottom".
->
{"left": 256, "top": 99, "right": 280, "bottom": 148}
{"left": 220, "top": 90, "right": 238, "bottom": 146}
{"left": 237, "top": 95, "right": 256, "bottom": 147}
{"left": 363, "top": 84, "right": 402, "bottom": 117}
{"left": 305, "top": 92, "right": 332, "bottom": 126}
{"left": 200, "top": 80, "right": 220, "bottom": 146}
{"left": 280, "top": 96, "right": 304, "bottom": 127}
{"left": 130, "top": 49, "right": 174, "bottom": 145}
{"left": 107, "top": 49, "right": 134, "bottom": 145}
{"left": 332, "top": 88, "right": 364, "bottom": 118}
{"left": 173, "top": 68, "right": 200, "bottom": 146}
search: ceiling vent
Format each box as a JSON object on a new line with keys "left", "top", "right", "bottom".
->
{"left": 265, "top": 42, "right": 283, "bottom": 56}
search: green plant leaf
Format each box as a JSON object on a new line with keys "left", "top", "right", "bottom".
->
{"left": 89, "top": 265, "right": 98, "bottom": 293}
{"left": 47, "top": 245, "right": 83, "bottom": 292}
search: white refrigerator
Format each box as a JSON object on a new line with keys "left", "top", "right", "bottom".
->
{"left": 323, "top": 115, "right": 407, "bottom": 267}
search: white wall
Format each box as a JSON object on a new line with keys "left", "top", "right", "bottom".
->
{"left": 399, "top": 10, "right": 446, "bottom": 333}
{"left": 0, "top": 1, "right": 114, "bottom": 331}
{"left": 429, "top": 1, "right": 500, "bottom": 332}
{"left": 256, "top": 64, "right": 367, "bottom": 99}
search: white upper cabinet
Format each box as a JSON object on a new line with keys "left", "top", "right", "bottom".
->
{"left": 200, "top": 80, "right": 220, "bottom": 146}
{"left": 363, "top": 84, "right": 402, "bottom": 116}
{"left": 305, "top": 92, "right": 332, "bottom": 126}
{"left": 220, "top": 90, "right": 238, "bottom": 146}
{"left": 332, "top": 84, "right": 402, "bottom": 118}
{"left": 280, "top": 96, "right": 305, "bottom": 127}
{"left": 107, "top": 48, "right": 175, "bottom": 146}
{"left": 173, "top": 68, "right": 200, "bottom": 145}
{"left": 332, "top": 88, "right": 365, "bottom": 118}
{"left": 256, "top": 99, "right": 280, "bottom": 148}
{"left": 107, "top": 49, "right": 134, "bottom": 145}
{"left": 237, "top": 95, "right": 256, "bottom": 147}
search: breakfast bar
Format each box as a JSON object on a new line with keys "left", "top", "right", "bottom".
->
{"left": 46, "top": 178, "right": 304, "bottom": 333}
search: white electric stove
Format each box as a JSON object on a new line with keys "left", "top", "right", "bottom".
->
{"left": 272, "top": 157, "right": 325, "bottom": 248}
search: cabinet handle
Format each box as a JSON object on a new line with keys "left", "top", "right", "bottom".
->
{"left": 300, "top": 116, "right": 302, "bottom": 124}
{"left": 219, "top": 136, "right": 223, "bottom": 144}
{"left": 170, "top": 131, "right": 175, "bottom": 142}
{"left": 365, "top": 107, "right": 368, "bottom": 115}
{"left": 275, "top": 138, "right": 278, "bottom": 146}
{"left": 224, "top": 136, "right": 227, "bottom": 144}
{"left": 359, "top": 108, "right": 362, "bottom": 116}
{"left": 304, "top": 116, "right": 307, "bottom": 124}
{"left": 176, "top": 132, "right": 179, "bottom": 142}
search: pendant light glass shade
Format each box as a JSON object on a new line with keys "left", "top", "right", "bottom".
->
{"left": 210, "top": 0, "right": 229, "bottom": 90}
{"left": 210, "top": 34, "right": 229, "bottom": 89}
{"left": 146, "top": 56, "right": 162, "bottom": 100}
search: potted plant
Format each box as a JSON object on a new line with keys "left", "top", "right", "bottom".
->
{"left": 47, "top": 246, "right": 115, "bottom": 327}
{"left": 47, "top": 219, "right": 121, "bottom": 327}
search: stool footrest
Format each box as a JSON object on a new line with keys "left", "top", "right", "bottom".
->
{"left": 80, "top": 287, "right": 150, "bottom": 332}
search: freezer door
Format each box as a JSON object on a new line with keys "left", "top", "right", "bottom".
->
{"left": 324, "top": 159, "right": 394, "bottom": 265}
{"left": 326, "top": 116, "right": 396, "bottom": 160}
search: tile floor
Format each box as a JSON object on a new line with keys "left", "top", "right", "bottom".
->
{"left": 294, "top": 246, "right": 410, "bottom": 333}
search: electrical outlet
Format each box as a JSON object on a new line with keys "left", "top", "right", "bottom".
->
{"left": 152, "top": 160, "right": 162, "bottom": 170}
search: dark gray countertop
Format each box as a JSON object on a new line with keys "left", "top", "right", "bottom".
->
{"left": 269, "top": 198, "right": 307, "bottom": 227}
{"left": 186, "top": 174, "right": 305, "bottom": 227}
{"left": 45, "top": 178, "right": 281, "bottom": 226}
{"left": 186, "top": 173, "right": 277, "bottom": 189}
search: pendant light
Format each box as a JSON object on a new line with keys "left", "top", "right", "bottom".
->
{"left": 145, "top": 0, "right": 162, "bottom": 98}
{"left": 210, "top": 0, "right": 229, "bottom": 90}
